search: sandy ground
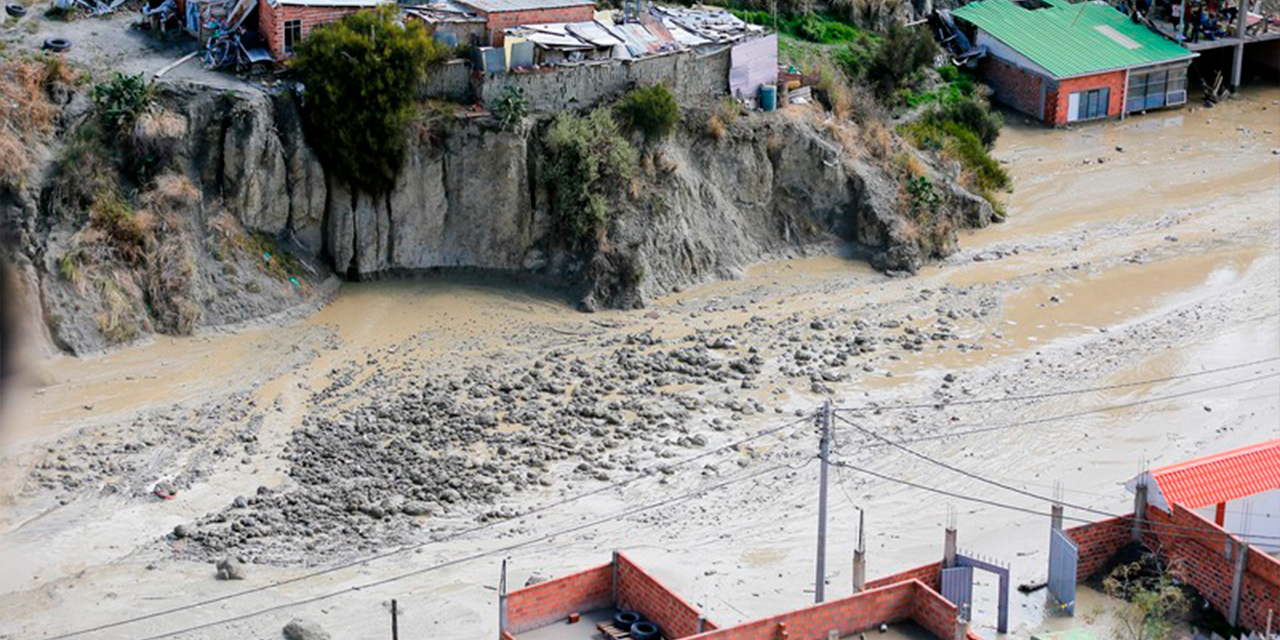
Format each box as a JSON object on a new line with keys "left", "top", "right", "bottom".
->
{"left": 1, "top": 88, "right": 1278, "bottom": 640}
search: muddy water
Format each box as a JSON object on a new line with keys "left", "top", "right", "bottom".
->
{"left": 3, "top": 88, "right": 1279, "bottom": 640}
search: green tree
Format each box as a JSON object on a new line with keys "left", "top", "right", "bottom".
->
{"left": 292, "top": 6, "right": 450, "bottom": 193}
{"left": 866, "top": 23, "right": 938, "bottom": 99}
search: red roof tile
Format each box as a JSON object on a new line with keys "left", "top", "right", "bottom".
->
{"left": 1151, "top": 439, "right": 1280, "bottom": 509}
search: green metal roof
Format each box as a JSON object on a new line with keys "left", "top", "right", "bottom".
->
{"left": 952, "top": 0, "right": 1196, "bottom": 78}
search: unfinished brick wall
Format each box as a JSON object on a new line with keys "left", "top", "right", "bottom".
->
{"left": 684, "top": 580, "right": 954, "bottom": 640}
{"left": 865, "top": 562, "right": 942, "bottom": 592}
{"left": 1044, "top": 70, "right": 1126, "bottom": 125}
{"left": 258, "top": 2, "right": 372, "bottom": 61}
{"left": 616, "top": 552, "right": 716, "bottom": 638}
{"left": 481, "top": 4, "right": 595, "bottom": 45}
{"left": 979, "top": 56, "right": 1045, "bottom": 121}
{"left": 503, "top": 562, "right": 613, "bottom": 634}
{"left": 1146, "top": 505, "right": 1280, "bottom": 633}
{"left": 1065, "top": 516, "right": 1134, "bottom": 581}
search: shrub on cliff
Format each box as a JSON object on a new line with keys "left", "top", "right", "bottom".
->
{"left": 542, "top": 109, "right": 638, "bottom": 245}
{"left": 616, "top": 84, "right": 679, "bottom": 142}
{"left": 292, "top": 5, "right": 450, "bottom": 194}
{"left": 865, "top": 23, "right": 937, "bottom": 99}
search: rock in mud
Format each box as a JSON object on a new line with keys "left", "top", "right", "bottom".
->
{"left": 283, "top": 619, "right": 331, "bottom": 640}
{"left": 216, "top": 556, "right": 246, "bottom": 580}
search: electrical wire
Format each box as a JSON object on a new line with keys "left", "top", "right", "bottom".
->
{"left": 133, "top": 462, "right": 799, "bottom": 640}
{"left": 831, "top": 356, "right": 1280, "bottom": 414}
{"left": 45, "top": 413, "right": 817, "bottom": 640}
{"left": 836, "top": 371, "right": 1280, "bottom": 447}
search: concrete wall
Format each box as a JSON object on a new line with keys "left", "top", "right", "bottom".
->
{"left": 420, "top": 59, "right": 473, "bottom": 103}
{"left": 474, "top": 46, "right": 732, "bottom": 112}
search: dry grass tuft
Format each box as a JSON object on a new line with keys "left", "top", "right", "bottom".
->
{"left": 0, "top": 58, "right": 69, "bottom": 188}
{"left": 859, "top": 118, "right": 894, "bottom": 160}
{"left": 706, "top": 113, "right": 727, "bottom": 141}
{"left": 141, "top": 173, "right": 200, "bottom": 216}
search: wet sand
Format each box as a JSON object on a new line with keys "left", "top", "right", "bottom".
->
{"left": 1, "top": 87, "right": 1278, "bottom": 640}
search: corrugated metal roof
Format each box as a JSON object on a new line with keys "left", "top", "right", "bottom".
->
{"left": 455, "top": 0, "right": 592, "bottom": 13}
{"left": 951, "top": 0, "right": 1195, "bottom": 78}
{"left": 1149, "top": 439, "right": 1280, "bottom": 509}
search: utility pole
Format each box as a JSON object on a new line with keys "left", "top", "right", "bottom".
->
{"left": 814, "top": 400, "right": 832, "bottom": 604}
{"left": 390, "top": 599, "right": 399, "bottom": 640}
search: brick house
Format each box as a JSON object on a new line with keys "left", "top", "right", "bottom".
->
{"left": 452, "top": 0, "right": 595, "bottom": 46}
{"left": 952, "top": 0, "right": 1196, "bottom": 125}
{"left": 257, "top": 0, "right": 384, "bottom": 61}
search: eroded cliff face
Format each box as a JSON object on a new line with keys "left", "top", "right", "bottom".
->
{"left": 4, "top": 81, "right": 993, "bottom": 355}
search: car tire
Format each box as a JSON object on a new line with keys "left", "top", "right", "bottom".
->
{"left": 5, "top": 3, "right": 27, "bottom": 16}
{"left": 43, "top": 37, "right": 72, "bottom": 52}
{"left": 630, "top": 621, "right": 660, "bottom": 640}
{"left": 613, "top": 611, "right": 642, "bottom": 630}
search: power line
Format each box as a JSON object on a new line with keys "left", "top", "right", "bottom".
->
{"left": 828, "top": 457, "right": 1280, "bottom": 542}
{"left": 46, "top": 413, "right": 817, "bottom": 640}
{"left": 836, "top": 372, "right": 1280, "bottom": 447}
{"left": 832, "top": 356, "right": 1280, "bottom": 414}
{"left": 133, "top": 462, "right": 802, "bottom": 640}
{"left": 831, "top": 413, "right": 1280, "bottom": 542}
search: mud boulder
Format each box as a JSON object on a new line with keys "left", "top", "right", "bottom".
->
{"left": 283, "top": 619, "right": 331, "bottom": 640}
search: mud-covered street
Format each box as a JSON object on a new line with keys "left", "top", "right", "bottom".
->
{"left": 2, "top": 88, "right": 1278, "bottom": 640}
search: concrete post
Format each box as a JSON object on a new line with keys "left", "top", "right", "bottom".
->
{"left": 1132, "top": 481, "right": 1148, "bottom": 543}
{"left": 944, "top": 527, "right": 958, "bottom": 569}
{"left": 1232, "top": 2, "right": 1248, "bottom": 90}
{"left": 853, "top": 509, "right": 866, "bottom": 593}
{"left": 954, "top": 608, "right": 969, "bottom": 640}
{"left": 498, "top": 560, "right": 508, "bottom": 637}
{"left": 1051, "top": 504, "right": 1064, "bottom": 532}
{"left": 1227, "top": 539, "right": 1249, "bottom": 626}
{"left": 612, "top": 550, "right": 620, "bottom": 604}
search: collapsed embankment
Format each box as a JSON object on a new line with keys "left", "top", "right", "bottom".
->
{"left": 2, "top": 80, "right": 994, "bottom": 355}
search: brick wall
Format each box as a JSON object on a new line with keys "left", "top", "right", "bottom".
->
{"left": 258, "top": 2, "right": 372, "bottom": 61}
{"left": 979, "top": 56, "right": 1045, "bottom": 121}
{"left": 1145, "top": 504, "right": 1280, "bottom": 633}
{"left": 1045, "top": 70, "right": 1126, "bottom": 125}
{"left": 912, "top": 581, "right": 961, "bottom": 640}
{"left": 503, "top": 562, "right": 613, "bottom": 634}
{"left": 482, "top": 5, "right": 595, "bottom": 45}
{"left": 616, "top": 551, "right": 717, "bottom": 638}
{"left": 684, "top": 580, "right": 966, "bottom": 640}
{"left": 1064, "top": 516, "right": 1134, "bottom": 581}
{"left": 865, "top": 562, "right": 942, "bottom": 592}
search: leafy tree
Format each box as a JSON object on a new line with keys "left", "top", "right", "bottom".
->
{"left": 292, "top": 5, "right": 450, "bottom": 193}
{"left": 616, "top": 84, "right": 680, "bottom": 142}
{"left": 866, "top": 23, "right": 938, "bottom": 98}
{"left": 1104, "top": 561, "right": 1190, "bottom": 640}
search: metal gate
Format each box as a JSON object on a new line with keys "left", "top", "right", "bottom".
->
{"left": 941, "top": 566, "right": 974, "bottom": 621}
{"left": 1048, "top": 528, "right": 1079, "bottom": 614}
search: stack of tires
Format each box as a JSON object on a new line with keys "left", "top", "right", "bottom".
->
{"left": 614, "top": 611, "right": 661, "bottom": 640}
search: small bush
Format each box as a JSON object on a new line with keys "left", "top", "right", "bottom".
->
{"left": 89, "top": 191, "right": 152, "bottom": 266}
{"left": 617, "top": 84, "right": 680, "bottom": 142}
{"left": 293, "top": 5, "right": 452, "bottom": 193}
{"left": 542, "top": 109, "right": 639, "bottom": 245}
{"left": 935, "top": 95, "right": 1002, "bottom": 147}
{"left": 815, "top": 67, "right": 853, "bottom": 119}
{"left": 489, "top": 85, "right": 528, "bottom": 131}
{"left": 92, "top": 73, "right": 153, "bottom": 134}
{"left": 866, "top": 23, "right": 938, "bottom": 99}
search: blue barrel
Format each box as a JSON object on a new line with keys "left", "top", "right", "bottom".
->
{"left": 759, "top": 84, "right": 777, "bottom": 112}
